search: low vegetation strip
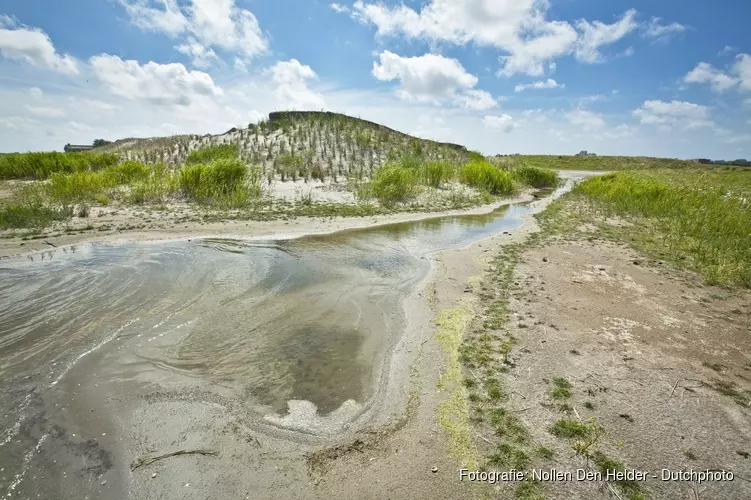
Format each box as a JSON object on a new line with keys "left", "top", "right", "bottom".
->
{"left": 0, "top": 152, "right": 119, "bottom": 180}
{"left": 0, "top": 203, "right": 72, "bottom": 229}
{"left": 574, "top": 169, "right": 751, "bottom": 288}
{"left": 357, "top": 156, "right": 557, "bottom": 207}
{"left": 435, "top": 306, "right": 480, "bottom": 471}
{"left": 501, "top": 155, "right": 695, "bottom": 171}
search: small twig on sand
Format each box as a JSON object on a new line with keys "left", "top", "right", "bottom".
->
{"left": 669, "top": 380, "right": 680, "bottom": 399}
{"left": 573, "top": 405, "right": 582, "bottom": 422}
{"left": 130, "top": 449, "right": 219, "bottom": 471}
{"left": 511, "top": 406, "right": 533, "bottom": 412}
{"left": 44, "top": 240, "right": 57, "bottom": 248}
{"left": 476, "top": 433, "right": 494, "bottom": 445}
{"left": 605, "top": 481, "right": 624, "bottom": 500}
{"left": 691, "top": 480, "right": 701, "bottom": 499}
{"left": 512, "top": 390, "right": 527, "bottom": 400}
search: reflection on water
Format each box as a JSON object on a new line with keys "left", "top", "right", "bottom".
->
{"left": 0, "top": 182, "right": 573, "bottom": 443}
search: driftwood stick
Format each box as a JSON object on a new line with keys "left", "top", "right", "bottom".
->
{"left": 130, "top": 449, "right": 219, "bottom": 471}
{"left": 605, "top": 481, "right": 624, "bottom": 500}
{"left": 476, "top": 433, "right": 494, "bottom": 445}
{"left": 669, "top": 380, "right": 680, "bottom": 398}
{"left": 511, "top": 406, "right": 533, "bottom": 412}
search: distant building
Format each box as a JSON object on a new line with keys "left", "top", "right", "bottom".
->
{"left": 576, "top": 150, "right": 597, "bottom": 156}
{"left": 692, "top": 158, "right": 711, "bottom": 164}
{"left": 64, "top": 143, "right": 94, "bottom": 153}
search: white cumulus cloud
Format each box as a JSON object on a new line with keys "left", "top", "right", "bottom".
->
{"left": 372, "top": 51, "right": 497, "bottom": 109}
{"left": 633, "top": 99, "right": 713, "bottom": 129}
{"left": 642, "top": 17, "right": 687, "bottom": 42}
{"left": 483, "top": 114, "right": 515, "bottom": 133}
{"left": 684, "top": 62, "right": 738, "bottom": 92}
{"left": 683, "top": 54, "right": 751, "bottom": 93}
{"left": 457, "top": 89, "right": 499, "bottom": 110}
{"left": 90, "top": 55, "right": 223, "bottom": 107}
{"left": 176, "top": 38, "right": 219, "bottom": 69}
{"left": 514, "top": 78, "right": 565, "bottom": 92}
{"left": 351, "top": 1, "right": 655, "bottom": 77}
{"left": 330, "top": 3, "right": 350, "bottom": 14}
{"left": 0, "top": 17, "right": 79, "bottom": 74}
{"left": 574, "top": 9, "right": 638, "bottom": 64}
{"left": 267, "top": 59, "right": 326, "bottom": 110}
{"left": 119, "top": 0, "right": 267, "bottom": 67}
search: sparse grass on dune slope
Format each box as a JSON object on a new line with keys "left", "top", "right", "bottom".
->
{"left": 99, "top": 111, "right": 473, "bottom": 179}
{"left": 571, "top": 169, "right": 751, "bottom": 288}
{"left": 185, "top": 144, "right": 239, "bottom": 165}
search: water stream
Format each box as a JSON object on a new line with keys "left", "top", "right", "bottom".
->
{"left": 0, "top": 178, "right": 580, "bottom": 495}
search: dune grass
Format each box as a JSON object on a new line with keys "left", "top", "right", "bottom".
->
{"left": 7, "top": 157, "right": 262, "bottom": 210}
{"left": 45, "top": 171, "right": 120, "bottom": 205}
{"left": 365, "top": 163, "right": 421, "bottom": 207}
{"left": 422, "top": 161, "right": 456, "bottom": 188}
{"left": 459, "top": 160, "right": 516, "bottom": 195}
{"left": 185, "top": 144, "right": 239, "bottom": 165}
{"left": 128, "top": 163, "right": 180, "bottom": 204}
{"left": 576, "top": 169, "right": 751, "bottom": 288}
{"left": 0, "top": 203, "right": 73, "bottom": 229}
{"left": 180, "top": 158, "right": 262, "bottom": 208}
{"left": 359, "top": 156, "right": 557, "bottom": 206}
{"left": 0, "top": 152, "right": 120, "bottom": 180}
{"left": 512, "top": 165, "right": 559, "bottom": 188}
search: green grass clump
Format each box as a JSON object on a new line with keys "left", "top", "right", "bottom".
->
{"left": 0, "top": 203, "right": 72, "bottom": 229}
{"left": 459, "top": 161, "right": 515, "bottom": 195}
{"left": 0, "top": 152, "right": 119, "bottom": 180}
{"left": 109, "top": 160, "right": 151, "bottom": 183}
{"left": 185, "top": 144, "right": 239, "bottom": 165}
{"left": 36, "top": 161, "right": 174, "bottom": 206}
{"left": 128, "top": 164, "right": 179, "bottom": 204}
{"left": 514, "top": 479, "right": 545, "bottom": 500}
{"left": 549, "top": 418, "right": 595, "bottom": 439}
{"left": 46, "top": 170, "right": 119, "bottom": 205}
{"left": 367, "top": 164, "right": 420, "bottom": 207}
{"left": 488, "top": 443, "right": 530, "bottom": 469}
{"left": 591, "top": 452, "right": 646, "bottom": 500}
{"left": 577, "top": 169, "right": 751, "bottom": 287}
{"left": 180, "top": 158, "right": 261, "bottom": 207}
{"left": 513, "top": 165, "right": 559, "bottom": 188}
{"left": 421, "top": 161, "right": 455, "bottom": 188}
{"left": 551, "top": 377, "right": 572, "bottom": 399}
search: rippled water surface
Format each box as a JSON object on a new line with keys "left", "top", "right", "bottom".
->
{"left": 0, "top": 181, "right": 576, "bottom": 493}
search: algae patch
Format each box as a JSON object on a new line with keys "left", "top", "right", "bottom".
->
{"left": 435, "top": 304, "right": 479, "bottom": 470}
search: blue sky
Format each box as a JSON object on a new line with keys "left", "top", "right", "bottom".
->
{"left": 0, "top": 0, "right": 749, "bottom": 158}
